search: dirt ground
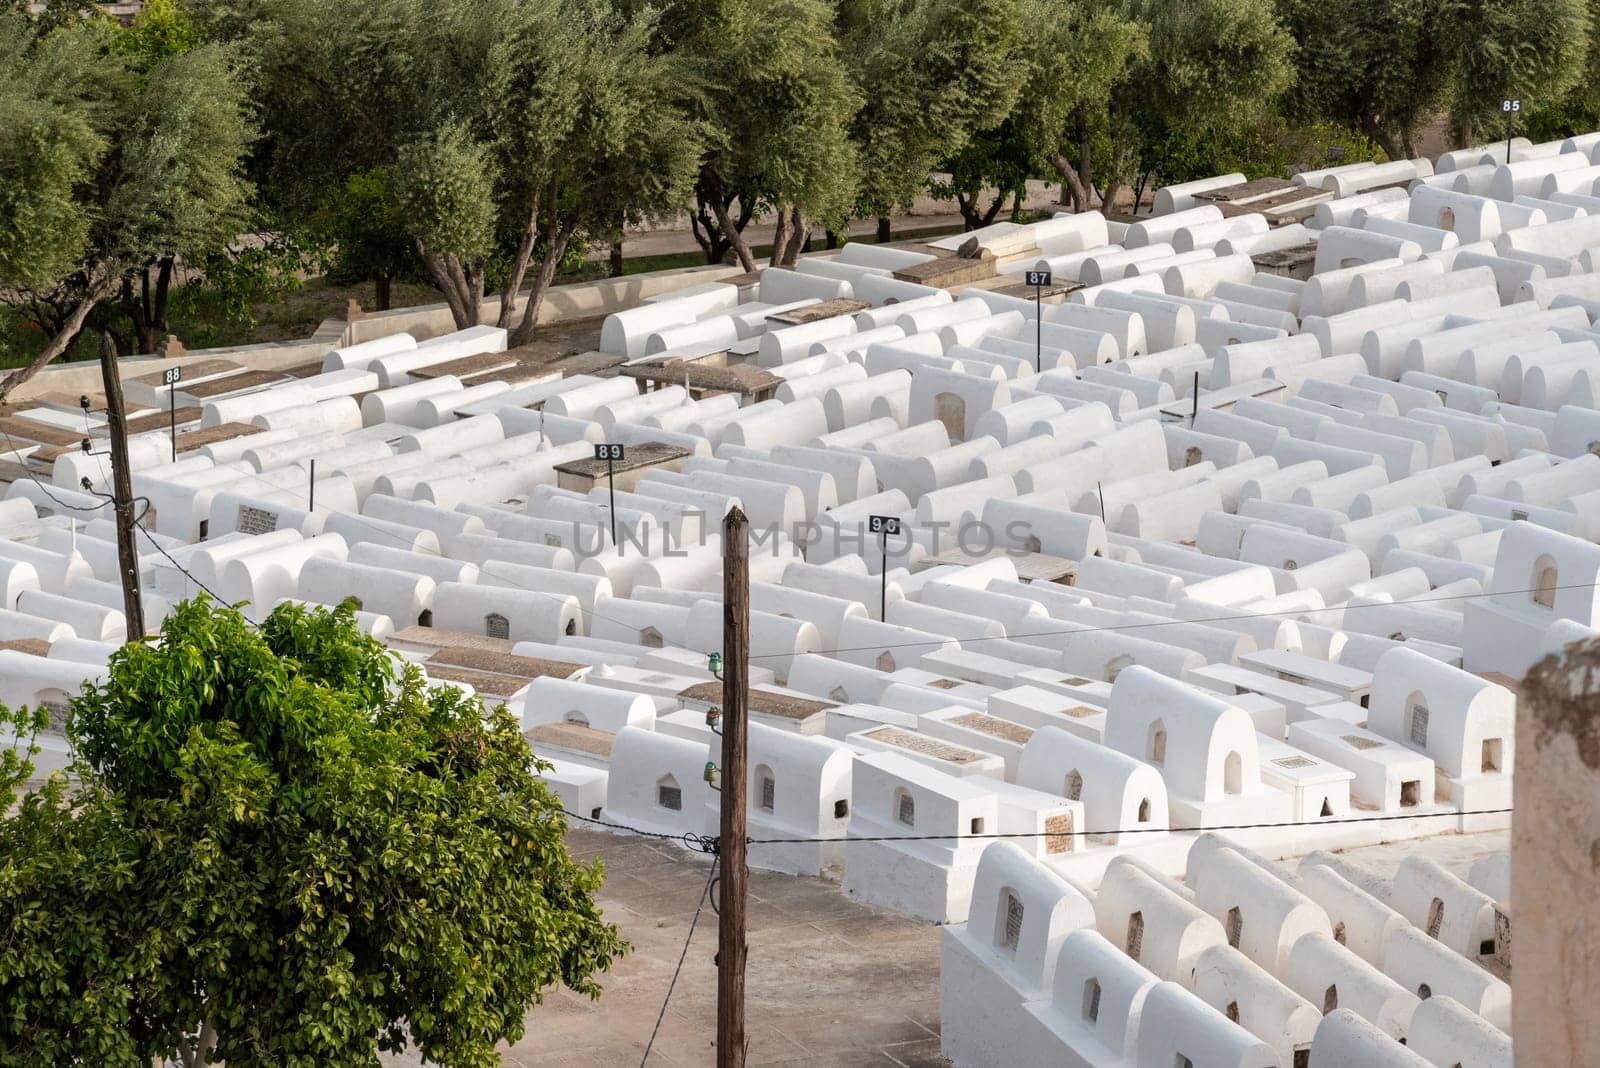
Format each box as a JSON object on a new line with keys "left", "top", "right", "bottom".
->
{"left": 381, "top": 828, "right": 949, "bottom": 1068}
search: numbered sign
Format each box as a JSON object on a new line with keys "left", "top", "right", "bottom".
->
{"left": 868, "top": 515, "right": 901, "bottom": 536}
{"left": 1024, "top": 269, "right": 1053, "bottom": 288}
{"left": 1502, "top": 99, "right": 1522, "bottom": 113}
{"left": 162, "top": 366, "right": 182, "bottom": 386}
{"left": 594, "top": 443, "right": 626, "bottom": 461}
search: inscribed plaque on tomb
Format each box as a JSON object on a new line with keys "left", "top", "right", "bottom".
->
{"left": 237, "top": 505, "right": 280, "bottom": 535}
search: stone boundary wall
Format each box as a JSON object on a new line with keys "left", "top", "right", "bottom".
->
{"left": 9, "top": 262, "right": 748, "bottom": 403}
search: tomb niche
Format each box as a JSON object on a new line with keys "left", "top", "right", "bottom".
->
{"left": 1126, "top": 910, "right": 1144, "bottom": 960}
{"left": 997, "top": 890, "right": 1024, "bottom": 952}
{"left": 755, "top": 763, "right": 776, "bottom": 811}
{"left": 1405, "top": 690, "right": 1430, "bottom": 747}
{"left": 1531, "top": 553, "right": 1559, "bottom": 609}
{"left": 1147, "top": 719, "right": 1168, "bottom": 766}
{"left": 934, "top": 391, "right": 966, "bottom": 441}
{"left": 1223, "top": 751, "right": 1243, "bottom": 795}
{"left": 894, "top": 787, "right": 915, "bottom": 827}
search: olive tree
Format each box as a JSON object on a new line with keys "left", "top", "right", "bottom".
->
{"left": 0, "top": 598, "right": 625, "bottom": 1066}
{"left": 1443, "top": 0, "right": 1589, "bottom": 146}
{"left": 1011, "top": 0, "right": 1146, "bottom": 210}
{"left": 1277, "top": 0, "right": 1456, "bottom": 158}
{"left": 253, "top": 0, "right": 699, "bottom": 342}
{"left": 687, "top": 0, "right": 861, "bottom": 268}
{"left": 1101, "top": 0, "right": 1297, "bottom": 209}
{"left": 0, "top": 9, "right": 252, "bottom": 398}
{"left": 840, "top": 0, "right": 1025, "bottom": 240}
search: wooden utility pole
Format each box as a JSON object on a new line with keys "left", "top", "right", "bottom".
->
{"left": 1513, "top": 639, "right": 1600, "bottom": 1062}
{"left": 717, "top": 506, "right": 749, "bottom": 1068}
{"left": 99, "top": 333, "right": 145, "bottom": 640}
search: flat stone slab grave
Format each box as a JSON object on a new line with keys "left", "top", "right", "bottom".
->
{"left": 379, "top": 827, "right": 947, "bottom": 1067}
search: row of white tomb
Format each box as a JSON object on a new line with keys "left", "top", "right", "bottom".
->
{"left": 944, "top": 835, "right": 1510, "bottom": 1067}
{"left": 4, "top": 131, "right": 1597, "bottom": 1066}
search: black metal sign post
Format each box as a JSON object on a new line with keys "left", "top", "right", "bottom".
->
{"left": 868, "top": 514, "right": 901, "bottom": 620}
{"left": 163, "top": 365, "right": 182, "bottom": 461}
{"left": 595, "top": 442, "right": 626, "bottom": 550}
{"left": 1503, "top": 99, "right": 1521, "bottom": 164}
{"left": 1024, "top": 269, "right": 1052, "bottom": 374}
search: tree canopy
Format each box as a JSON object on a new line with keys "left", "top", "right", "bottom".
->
{"left": 840, "top": 0, "right": 1026, "bottom": 234}
{"left": 5, "top": 0, "right": 1600, "bottom": 376}
{"left": 244, "top": 0, "right": 699, "bottom": 342}
{"left": 0, "top": 6, "right": 253, "bottom": 397}
{"left": 0, "top": 598, "right": 625, "bottom": 1066}
{"left": 685, "top": 0, "right": 862, "bottom": 268}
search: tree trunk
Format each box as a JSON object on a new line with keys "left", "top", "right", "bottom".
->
{"left": 151, "top": 255, "right": 173, "bottom": 342}
{"left": 692, "top": 189, "right": 750, "bottom": 266}
{"left": 710, "top": 196, "right": 758, "bottom": 272}
{"left": 419, "top": 243, "right": 482, "bottom": 330}
{"left": 137, "top": 269, "right": 153, "bottom": 353}
{"left": 823, "top": 230, "right": 838, "bottom": 250}
{"left": 495, "top": 195, "right": 542, "bottom": 331}
{"left": 768, "top": 208, "right": 792, "bottom": 268}
{"left": 1101, "top": 176, "right": 1123, "bottom": 217}
{"left": 609, "top": 238, "right": 624, "bottom": 277}
{"left": 1359, "top": 115, "right": 1401, "bottom": 161}
{"left": 509, "top": 219, "right": 581, "bottom": 347}
{"left": 876, "top": 215, "right": 891, "bottom": 243}
{"left": 1048, "top": 152, "right": 1092, "bottom": 213}
{"left": 375, "top": 275, "right": 392, "bottom": 311}
{"left": 1455, "top": 115, "right": 1474, "bottom": 151}
{"left": 777, "top": 207, "right": 807, "bottom": 267}
{"left": 1076, "top": 115, "right": 1094, "bottom": 208}
{"left": 978, "top": 192, "right": 1006, "bottom": 228}
{"left": 0, "top": 277, "right": 108, "bottom": 403}
{"left": 1008, "top": 189, "right": 1023, "bottom": 223}
{"left": 690, "top": 198, "right": 726, "bottom": 264}
{"left": 956, "top": 192, "right": 980, "bottom": 230}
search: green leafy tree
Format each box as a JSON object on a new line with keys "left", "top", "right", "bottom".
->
{"left": 687, "top": 0, "right": 861, "bottom": 268}
{"left": 1443, "top": 0, "right": 1590, "bottom": 146}
{"left": 1278, "top": 0, "right": 1590, "bottom": 154}
{"left": 1009, "top": 0, "right": 1146, "bottom": 211}
{"left": 840, "top": 0, "right": 1025, "bottom": 241}
{"left": 313, "top": 167, "right": 422, "bottom": 311}
{"left": 1101, "top": 0, "right": 1297, "bottom": 209}
{"left": 250, "top": 0, "right": 697, "bottom": 343}
{"left": 0, "top": 598, "right": 625, "bottom": 1066}
{"left": 1276, "top": 0, "right": 1454, "bottom": 158}
{"left": 0, "top": 9, "right": 252, "bottom": 397}
{"left": 929, "top": 120, "right": 1038, "bottom": 229}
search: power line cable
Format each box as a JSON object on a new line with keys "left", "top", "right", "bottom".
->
{"left": 639, "top": 859, "right": 717, "bottom": 1068}
{"left": 0, "top": 422, "right": 117, "bottom": 515}
{"left": 559, "top": 803, "right": 1513, "bottom": 848}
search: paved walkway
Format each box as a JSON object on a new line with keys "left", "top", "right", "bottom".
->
{"left": 383, "top": 828, "right": 948, "bottom": 1067}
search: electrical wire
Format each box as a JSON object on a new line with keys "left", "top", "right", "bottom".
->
{"left": 560, "top": 804, "right": 1513, "bottom": 848}
{"left": 639, "top": 859, "right": 717, "bottom": 1068}
{"left": 0, "top": 422, "right": 116, "bottom": 515}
